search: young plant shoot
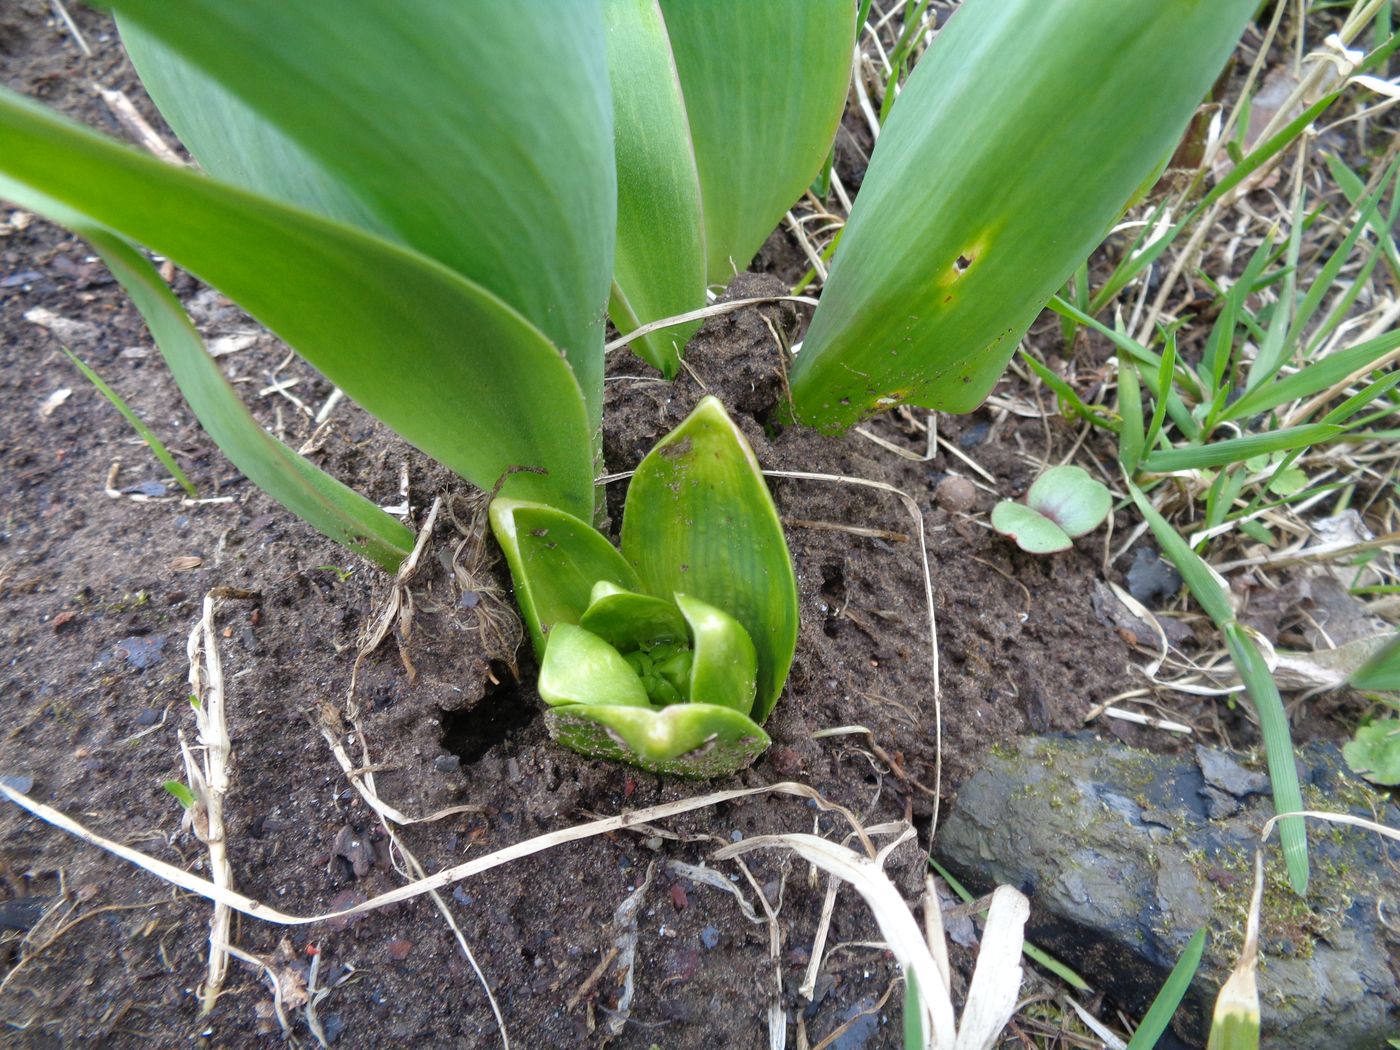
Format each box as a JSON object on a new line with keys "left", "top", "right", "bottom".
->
{"left": 491, "top": 398, "right": 798, "bottom": 777}
{"left": 991, "top": 466, "right": 1111, "bottom": 554}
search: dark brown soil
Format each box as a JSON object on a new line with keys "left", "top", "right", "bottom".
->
{"left": 0, "top": 6, "right": 1355, "bottom": 1049}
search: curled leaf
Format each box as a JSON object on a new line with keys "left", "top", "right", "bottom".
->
{"left": 546, "top": 702, "right": 770, "bottom": 779}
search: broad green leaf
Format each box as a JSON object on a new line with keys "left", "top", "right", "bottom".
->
{"left": 676, "top": 593, "right": 757, "bottom": 716}
{"left": 62, "top": 347, "right": 197, "bottom": 499}
{"left": 789, "top": 0, "right": 1257, "bottom": 428}
{"left": 87, "top": 230, "right": 414, "bottom": 571}
{"left": 489, "top": 500, "right": 643, "bottom": 658}
{"left": 115, "top": 1, "right": 615, "bottom": 431}
{"left": 659, "top": 0, "right": 853, "bottom": 284}
{"left": 538, "top": 624, "right": 652, "bottom": 710}
{"left": 1350, "top": 631, "right": 1400, "bottom": 692}
{"left": 605, "top": 0, "right": 705, "bottom": 377}
{"left": 1342, "top": 719, "right": 1400, "bottom": 786}
{"left": 1026, "top": 465, "right": 1111, "bottom": 539}
{"left": 622, "top": 397, "right": 799, "bottom": 721}
{"left": 0, "top": 89, "right": 597, "bottom": 521}
{"left": 1125, "top": 929, "right": 1207, "bottom": 1050}
{"left": 545, "top": 701, "right": 770, "bottom": 779}
{"left": 580, "top": 581, "right": 688, "bottom": 650}
{"left": 990, "top": 502, "right": 1072, "bottom": 554}
{"left": 1139, "top": 425, "right": 1343, "bottom": 473}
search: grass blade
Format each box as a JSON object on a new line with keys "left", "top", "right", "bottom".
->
{"left": 1222, "top": 329, "right": 1400, "bottom": 422}
{"left": 62, "top": 347, "right": 197, "bottom": 499}
{"left": 1128, "top": 483, "right": 1308, "bottom": 894}
{"left": 1138, "top": 425, "right": 1343, "bottom": 472}
{"left": 1125, "top": 928, "right": 1207, "bottom": 1050}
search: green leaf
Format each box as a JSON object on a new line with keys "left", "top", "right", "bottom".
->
{"left": 489, "top": 500, "right": 643, "bottom": 658}
{"left": 1126, "top": 928, "right": 1207, "bottom": 1050}
{"left": 605, "top": 0, "right": 705, "bottom": 377}
{"left": 1222, "top": 328, "right": 1400, "bottom": 422}
{"left": 545, "top": 701, "right": 770, "bottom": 779}
{"left": 990, "top": 501, "right": 1072, "bottom": 554}
{"left": 85, "top": 232, "right": 413, "bottom": 570}
{"left": 580, "top": 581, "right": 688, "bottom": 650}
{"left": 538, "top": 624, "right": 652, "bottom": 710}
{"left": 903, "top": 972, "right": 925, "bottom": 1050}
{"left": 0, "top": 89, "right": 597, "bottom": 521}
{"left": 788, "top": 0, "right": 1257, "bottom": 428}
{"left": 1026, "top": 465, "right": 1111, "bottom": 539}
{"left": 676, "top": 593, "right": 757, "bottom": 716}
{"left": 1342, "top": 719, "right": 1400, "bottom": 786}
{"left": 115, "top": 1, "right": 615, "bottom": 431}
{"left": 62, "top": 347, "right": 197, "bottom": 499}
{"left": 658, "top": 0, "right": 853, "bottom": 284}
{"left": 622, "top": 397, "right": 798, "bottom": 721}
{"left": 1126, "top": 483, "right": 1233, "bottom": 623}
{"left": 162, "top": 780, "right": 196, "bottom": 810}
{"left": 1139, "top": 425, "right": 1343, "bottom": 473}
{"left": 1350, "top": 631, "right": 1400, "bottom": 692}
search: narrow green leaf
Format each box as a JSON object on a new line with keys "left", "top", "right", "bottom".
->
{"left": 622, "top": 397, "right": 798, "bottom": 721}
{"left": 1139, "top": 425, "right": 1343, "bottom": 472}
{"left": 489, "top": 500, "right": 643, "bottom": 659}
{"left": 0, "top": 89, "right": 597, "bottom": 520}
{"left": 1222, "top": 329, "right": 1400, "bottom": 422}
{"left": 903, "top": 972, "right": 925, "bottom": 1050}
{"left": 1019, "top": 349, "right": 1118, "bottom": 431}
{"left": 1131, "top": 482, "right": 1307, "bottom": 893}
{"left": 659, "top": 0, "right": 853, "bottom": 284}
{"left": 162, "top": 780, "right": 196, "bottom": 809}
{"left": 1125, "top": 928, "right": 1207, "bottom": 1050}
{"left": 1223, "top": 624, "right": 1307, "bottom": 895}
{"left": 990, "top": 502, "right": 1072, "bottom": 554}
{"left": 538, "top": 624, "right": 652, "bottom": 710}
{"left": 545, "top": 702, "right": 770, "bottom": 779}
{"left": 605, "top": 0, "right": 705, "bottom": 377}
{"left": 676, "top": 593, "right": 757, "bottom": 716}
{"left": 1127, "top": 482, "right": 1232, "bottom": 625}
{"left": 115, "top": 1, "right": 615, "bottom": 430}
{"left": 1118, "top": 352, "right": 1146, "bottom": 474}
{"left": 62, "top": 348, "right": 197, "bottom": 499}
{"left": 789, "top": 0, "right": 1257, "bottom": 427}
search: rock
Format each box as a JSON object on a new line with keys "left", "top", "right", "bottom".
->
{"left": 114, "top": 635, "right": 166, "bottom": 670}
{"left": 1125, "top": 547, "right": 1182, "bottom": 606}
{"left": 934, "top": 475, "right": 977, "bottom": 513}
{"left": 935, "top": 736, "right": 1399, "bottom": 1049}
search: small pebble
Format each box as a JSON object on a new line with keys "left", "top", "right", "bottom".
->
{"left": 386, "top": 938, "right": 413, "bottom": 961}
{"left": 136, "top": 707, "right": 160, "bottom": 726}
{"left": 934, "top": 475, "right": 977, "bottom": 513}
{"left": 699, "top": 925, "right": 720, "bottom": 950}
{"left": 433, "top": 754, "right": 461, "bottom": 775}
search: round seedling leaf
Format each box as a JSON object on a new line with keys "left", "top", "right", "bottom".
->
{"left": 990, "top": 501, "right": 1071, "bottom": 554}
{"left": 537, "top": 623, "right": 651, "bottom": 710}
{"left": 1342, "top": 719, "right": 1400, "bottom": 786}
{"left": 676, "top": 593, "right": 757, "bottom": 717}
{"left": 1025, "top": 465, "right": 1111, "bottom": 539}
{"left": 545, "top": 702, "right": 770, "bottom": 778}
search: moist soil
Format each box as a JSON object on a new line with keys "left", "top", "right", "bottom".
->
{"left": 0, "top": 6, "right": 1363, "bottom": 1049}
